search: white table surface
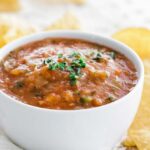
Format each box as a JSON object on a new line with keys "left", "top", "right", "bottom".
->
{"left": 0, "top": 0, "right": 149, "bottom": 149}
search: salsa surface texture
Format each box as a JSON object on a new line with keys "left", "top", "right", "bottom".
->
{"left": 0, "top": 38, "right": 137, "bottom": 110}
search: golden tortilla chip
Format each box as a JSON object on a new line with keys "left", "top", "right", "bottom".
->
{"left": 0, "top": 23, "right": 9, "bottom": 47}
{"left": 113, "top": 28, "right": 150, "bottom": 149}
{"left": 143, "top": 60, "right": 150, "bottom": 76}
{"left": 112, "top": 28, "right": 150, "bottom": 59}
{"left": 0, "top": 0, "right": 20, "bottom": 12}
{"left": 0, "top": 16, "right": 36, "bottom": 48}
{"left": 4, "top": 25, "right": 36, "bottom": 44}
{"left": 46, "top": 12, "right": 80, "bottom": 30}
{"left": 69, "top": 0, "right": 85, "bottom": 4}
{"left": 43, "top": 0, "right": 85, "bottom": 5}
{"left": 65, "top": 0, "right": 85, "bottom": 4}
{"left": 123, "top": 136, "right": 135, "bottom": 147}
{"left": 123, "top": 61, "right": 150, "bottom": 149}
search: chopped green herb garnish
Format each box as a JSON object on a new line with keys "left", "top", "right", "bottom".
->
{"left": 44, "top": 58, "right": 52, "bottom": 64}
{"left": 70, "top": 79, "right": 77, "bottom": 86}
{"left": 93, "top": 52, "right": 102, "bottom": 62}
{"left": 75, "top": 68, "right": 81, "bottom": 75}
{"left": 70, "top": 52, "right": 80, "bottom": 58}
{"left": 44, "top": 52, "right": 86, "bottom": 86}
{"left": 68, "top": 57, "right": 86, "bottom": 85}
{"left": 71, "top": 58, "right": 86, "bottom": 68}
{"left": 58, "top": 62, "right": 67, "bottom": 70}
{"left": 48, "top": 62, "right": 58, "bottom": 70}
{"left": 109, "top": 52, "right": 116, "bottom": 60}
{"left": 69, "top": 72, "right": 78, "bottom": 85}
{"left": 66, "top": 66, "right": 73, "bottom": 72}
{"left": 58, "top": 53, "right": 63, "bottom": 58}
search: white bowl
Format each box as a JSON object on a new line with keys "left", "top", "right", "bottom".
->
{"left": 0, "top": 31, "right": 144, "bottom": 150}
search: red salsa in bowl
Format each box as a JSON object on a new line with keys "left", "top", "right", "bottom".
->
{"left": 0, "top": 38, "right": 137, "bottom": 110}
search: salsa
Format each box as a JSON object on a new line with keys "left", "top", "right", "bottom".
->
{"left": 0, "top": 38, "right": 138, "bottom": 110}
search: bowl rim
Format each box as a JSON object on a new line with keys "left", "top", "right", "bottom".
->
{"left": 0, "top": 30, "right": 144, "bottom": 113}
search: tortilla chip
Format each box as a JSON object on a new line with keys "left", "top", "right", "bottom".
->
{"left": 113, "top": 28, "right": 150, "bottom": 149}
{"left": 46, "top": 12, "right": 80, "bottom": 30}
{"left": 123, "top": 136, "right": 135, "bottom": 147}
{"left": 65, "top": 0, "right": 85, "bottom": 4}
{"left": 123, "top": 62, "right": 150, "bottom": 150}
{"left": 43, "top": 0, "right": 85, "bottom": 5}
{"left": 0, "top": 23, "right": 9, "bottom": 47}
{"left": 143, "top": 60, "right": 150, "bottom": 76}
{"left": 0, "top": 15, "right": 36, "bottom": 48}
{"left": 112, "top": 27, "right": 150, "bottom": 59}
{"left": 0, "top": 0, "right": 20, "bottom": 12}
{"left": 3, "top": 25, "right": 35, "bottom": 44}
